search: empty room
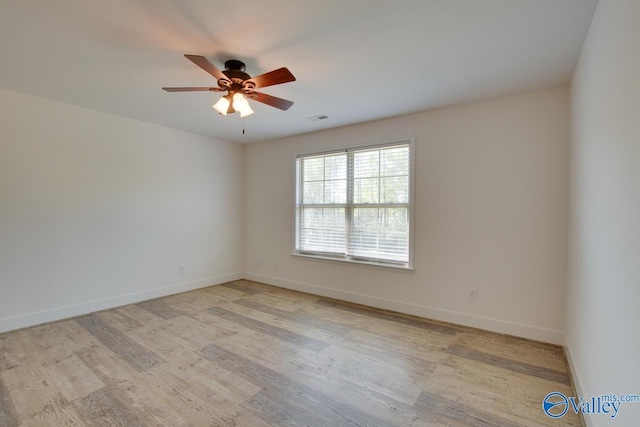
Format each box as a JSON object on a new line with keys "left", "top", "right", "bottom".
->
{"left": 0, "top": 1, "right": 638, "bottom": 426}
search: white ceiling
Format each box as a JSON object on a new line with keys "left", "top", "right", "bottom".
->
{"left": 0, "top": 0, "right": 597, "bottom": 143}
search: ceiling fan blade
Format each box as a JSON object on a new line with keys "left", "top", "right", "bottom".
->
{"left": 162, "top": 87, "right": 224, "bottom": 92}
{"left": 184, "top": 54, "right": 231, "bottom": 87}
{"left": 248, "top": 91, "right": 294, "bottom": 110}
{"left": 245, "top": 67, "right": 296, "bottom": 89}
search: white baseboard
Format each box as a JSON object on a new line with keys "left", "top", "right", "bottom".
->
{"left": 564, "top": 338, "right": 595, "bottom": 427}
{"left": 245, "top": 272, "right": 565, "bottom": 344}
{"left": 0, "top": 272, "right": 243, "bottom": 333}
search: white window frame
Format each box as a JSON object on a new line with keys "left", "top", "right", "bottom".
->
{"left": 293, "top": 136, "right": 415, "bottom": 270}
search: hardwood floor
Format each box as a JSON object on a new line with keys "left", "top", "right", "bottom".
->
{"left": 0, "top": 280, "right": 581, "bottom": 426}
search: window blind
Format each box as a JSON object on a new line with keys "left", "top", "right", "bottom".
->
{"left": 296, "top": 142, "right": 411, "bottom": 266}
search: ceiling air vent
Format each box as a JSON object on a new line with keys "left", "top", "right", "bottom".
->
{"left": 306, "top": 114, "right": 328, "bottom": 122}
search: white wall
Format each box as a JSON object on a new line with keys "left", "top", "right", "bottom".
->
{"left": 567, "top": 0, "right": 640, "bottom": 425}
{"left": 244, "top": 86, "right": 570, "bottom": 344}
{"left": 0, "top": 88, "right": 243, "bottom": 332}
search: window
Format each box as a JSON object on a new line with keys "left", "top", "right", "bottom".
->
{"left": 295, "top": 138, "right": 413, "bottom": 268}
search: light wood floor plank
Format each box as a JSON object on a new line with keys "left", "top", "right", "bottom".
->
{"left": 415, "top": 390, "right": 528, "bottom": 427}
{"left": 0, "top": 334, "right": 23, "bottom": 372}
{"left": 200, "top": 342, "right": 397, "bottom": 427}
{"left": 233, "top": 298, "right": 351, "bottom": 335}
{"left": 76, "top": 314, "right": 165, "bottom": 372}
{"left": 74, "top": 342, "right": 147, "bottom": 386}
{"left": 46, "top": 353, "right": 105, "bottom": 402}
{"left": 2, "top": 363, "right": 73, "bottom": 425}
{"left": 317, "top": 298, "right": 460, "bottom": 335}
{"left": 0, "top": 374, "right": 19, "bottom": 427}
{"left": 219, "top": 299, "right": 342, "bottom": 344}
{"left": 451, "top": 329, "right": 568, "bottom": 371}
{"left": 425, "top": 358, "right": 581, "bottom": 426}
{"left": 218, "top": 281, "right": 262, "bottom": 295}
{"left": 73, "top": 387, "right": 148, "bottom": 427}
{"left": 136, "top": 298, "right": 187, "bottom": 320}
{"left": 95, "top": 309, "right": 144, "bottom": 332}
{"left": 207, "top": 306, "right": 329, "bottom": 352}
{"left": 447, "top": 343, "right": 570, "bottom": 384}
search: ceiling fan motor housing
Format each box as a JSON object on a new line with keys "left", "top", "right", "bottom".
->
{"left": 221, "top": 60, "right": 251, "bottom": 87}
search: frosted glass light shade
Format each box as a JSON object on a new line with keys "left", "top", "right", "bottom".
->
{"left": 240, "top": 104, "right": 254, "bottom": 117}
{"left": 232, "top": 93, "right": 254, "bottom": 117}
{"left": 213, "top": 97, "right": 230, "bottom": 115}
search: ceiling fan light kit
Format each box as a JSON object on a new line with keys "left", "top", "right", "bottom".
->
{"left": 163, "top": 55, "right": 296, "bottom": 118}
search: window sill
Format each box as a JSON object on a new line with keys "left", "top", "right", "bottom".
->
{"left": 292, "top": 252, "right": 414, "bottom": 272}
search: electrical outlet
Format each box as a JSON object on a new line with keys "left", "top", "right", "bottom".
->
{"left": 468, "top": 288, "right": 478, "bottom": 301}
{"left": 180, "top": 265, "right": 186, "bottom": 274}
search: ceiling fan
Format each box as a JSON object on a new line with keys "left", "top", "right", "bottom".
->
{"left": 162, "top": 54, "right": 296, "bottom": 117}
